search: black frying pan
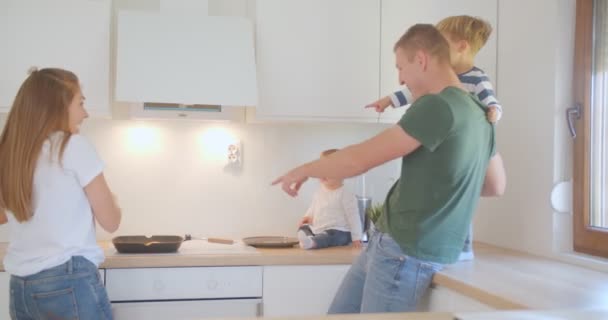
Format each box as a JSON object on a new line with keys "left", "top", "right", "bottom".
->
{"left": 112, "top": 235, "right": 186, "bottom": 253}
{"left": 112, "top": 234, "right": 235, "bottom": 253}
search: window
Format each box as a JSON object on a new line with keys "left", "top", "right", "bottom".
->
{"left": 573, "top": 0, "right": 608, "bottom": 258}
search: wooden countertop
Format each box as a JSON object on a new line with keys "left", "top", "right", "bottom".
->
{"left": 2, "top": 242, "right": 608, "bottom": 311}
{"left": 435, "top": 243, "right": 608, "bottom": 310}
{"left": 212, "top": 313, "right": 455, "bottom": 320}
{"left": 0, "top": 241, "right": 361, "bottom": 271}
{"left": 99, "top": 242, "right": 361, "bottom": 268}
{"left": 199, "top": 309, "right": 608, "bottom": 320}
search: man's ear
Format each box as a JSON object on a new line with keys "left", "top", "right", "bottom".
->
{"left": 416, "top": 50, "right": 428, "bottom": 71}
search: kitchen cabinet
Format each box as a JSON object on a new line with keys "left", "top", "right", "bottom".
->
{"left": 262, "top": 265, "right": 350, "bottom": 317}
{"left": 106, "top": 266, "right": 263, "bottom": 319}
{"left": 254, "top": 0, "right": 498, "bottom": 123}
{"left": 419, "top": 285, "right": 494, "bottom": 312}
{"left": 0, "top": 0, "right": 111, "bottom": 117}
{"left": 379, "top": 0, "right": 499, "bottom": 123}
{"left": 99, "top": 269, "right": 105, "bottom": 286}
{"left": 255, "top": 0, "right": 381, "bottom": 122}
{"left": 0, "top": 272, "right": 9, "bottom": 318}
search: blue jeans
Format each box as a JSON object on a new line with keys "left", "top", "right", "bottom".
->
{"left": 9, "top": 256, "right": 113, "bottom": 320}
{"left": 299, "top": 225, "right": 352, "bottom": 248}
{"left": 328, "top": 230, "right": 442, "bottom": 313}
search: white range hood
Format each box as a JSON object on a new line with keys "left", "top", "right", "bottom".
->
{"left": 114, "top": 10, "right": 258, "bottom": 119}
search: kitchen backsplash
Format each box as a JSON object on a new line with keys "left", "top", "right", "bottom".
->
{"left": 0, "top": 116, "right": 399, "bottom": 241}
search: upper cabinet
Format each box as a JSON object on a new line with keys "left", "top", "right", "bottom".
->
{"left": 0, "top": 0, "right": 111, "bottom": 117}
{"left": 379, "top": 0, "right": 499, "bottom": 123}
{"left": 255, "top": 0, "right": 498, "bottom": 123}
{"left": 115, "top": 13, "right": 257, "bottom": 107}
{"left": 255, "top": 0, "right": 381, "bottom": 122}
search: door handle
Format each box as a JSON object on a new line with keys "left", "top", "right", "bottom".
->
{"left": 567, "top": 104, "right": 582, "bottom": 138}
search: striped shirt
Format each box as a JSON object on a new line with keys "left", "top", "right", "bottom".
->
{"left": 390, "top": 66, "right": 503, "bottom": 121}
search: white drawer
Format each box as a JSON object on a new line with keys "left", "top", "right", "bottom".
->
{"left": 105, "top": 266, "right": 262, "bottom": 301}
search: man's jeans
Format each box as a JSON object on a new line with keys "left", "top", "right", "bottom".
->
{"left": 328, "top": 230, "right": 443, "bottom": 313}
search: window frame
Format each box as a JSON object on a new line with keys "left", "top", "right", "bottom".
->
{"left": 573, "top": 0, "right": 608, "bottom": 258}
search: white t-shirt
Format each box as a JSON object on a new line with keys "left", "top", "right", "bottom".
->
{"left": 4, "top": 133, "right": 105, "bottom": 277}
{"left": 304, "top": 185, "right": 363, "bottom": 241}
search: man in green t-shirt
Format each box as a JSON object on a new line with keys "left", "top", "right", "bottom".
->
{"left": 272, "top": 24, "right": 506, "bottom": 313}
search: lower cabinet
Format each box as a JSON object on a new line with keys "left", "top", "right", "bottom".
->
{"left": 105, "top": 266, "right": 263, "bottom": 320}
{"left": 262, "top": 265, "right": 350, "bottom": 317}
{"left": 0, "top": 272, "right": 9, "bottom": 318}
{"left": 101, "top": 264, "right": 493, "bottom": 318}
{"left": 419, "top": 285, "right": 494, "bottom": 312}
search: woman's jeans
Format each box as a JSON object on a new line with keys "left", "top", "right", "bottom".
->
{"left": 328, "top": 230, "right": 443, "bottom": 313}
{"left": 9, "top": 256, "right": 113, "bottom": 320}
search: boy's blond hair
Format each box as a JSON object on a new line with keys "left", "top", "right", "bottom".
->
{"left": 393, "top": 24, "right": 451, "bottom": 65}
{"left": 436, "top": 15, "right": 492, "bottom": 55}
{"left": 321, "top": 149, "right": 338, "bottom": 157}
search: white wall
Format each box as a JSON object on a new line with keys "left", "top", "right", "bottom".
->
{"left": 474, "top": 0, "right": 577, "bottom": 259}
{"left": 0, "top": 0, "right": 594, "bottom": 268}
{"left": 0, "top": 117, "right": 398, "bottom": 241}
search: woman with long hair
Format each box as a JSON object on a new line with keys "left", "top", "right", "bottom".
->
{"left": 0, "top": 67, "right": 121, "bottom": 319}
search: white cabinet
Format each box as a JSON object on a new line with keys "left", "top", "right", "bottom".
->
{"left": 0, "top": 272, "right": 9, "bottom": 318}
{"left": 111, "top": 299, "right": 261, "bottom": 320}
{"left": 255, "top": 0, "right": 381, "bottom": 122}
{"left": 262, "top": 265, "right": 350, "bottom": 317}
{"left": 105, "top": 267, "right": 263, "bottom": 320}
{"left": 0, "top": 0, "right": 111, "bottom": 117}
{"left": 379, "top": 0, "right": 499, "bottom": 123}
{"left": 115, "top": 13, "right": 257, "bottom": 107}
{"left": 99, "top": 269, "right": 105, "bottom": 286}
{"left": 105, "top": 267, "right": 262, "bottom": 301}
{"left": 418, "top": 285, "right": 494, "bottom": 312}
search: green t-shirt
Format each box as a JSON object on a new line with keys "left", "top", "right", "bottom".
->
{"left": 375, "top": 86, "right": 496, "bottom": 264}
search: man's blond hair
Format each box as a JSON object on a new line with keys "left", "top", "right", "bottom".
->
{"left": 393, "top": 24, "right": 451, "bottom": 65}
{"left": 436, "top": 15, "right": 492, "bottom": 55}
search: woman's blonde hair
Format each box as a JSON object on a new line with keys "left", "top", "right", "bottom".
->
{"left": 0, "top": 67, "right": 79, "bottom": 222}
{"left": 436, "top": 15, "right": 493, "bottom": 55}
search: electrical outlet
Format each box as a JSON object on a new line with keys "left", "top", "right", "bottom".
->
{"left": 227, "top": 141, "right": 241, "bottom": 164}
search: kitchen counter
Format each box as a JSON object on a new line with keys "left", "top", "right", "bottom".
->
{"left": 2, "top": 242, "right": 608, "bottom": 311}
{"left": 437, "top": 243, "right": 608, "bottom": 310}
{"left": 99, "top": 241, "right": 361, "bottom": 268}
{"left": 0, "top": 241, "right": 361, "bottom": 270}
{"left": 197, "top": 309, "right": 608, "bottom": 320}
{"left": 220, "top": 313, "right": 454, "bottom": 320}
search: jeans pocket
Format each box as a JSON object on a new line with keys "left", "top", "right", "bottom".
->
{"left": 413, "top": 262, "right": 439, "bottom": 302}
{"left": 33, "top": 287, "right": 79, "bottom": 320}
{"left": 376, "top": 233, "right": 404, "bottom": 260}
{"left": 373, "top": 235, "right": 407, "bottom": 285}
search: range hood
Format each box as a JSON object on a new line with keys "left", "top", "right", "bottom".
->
{"left": 114, "top": 11, "right": 258, "bottom": 118}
